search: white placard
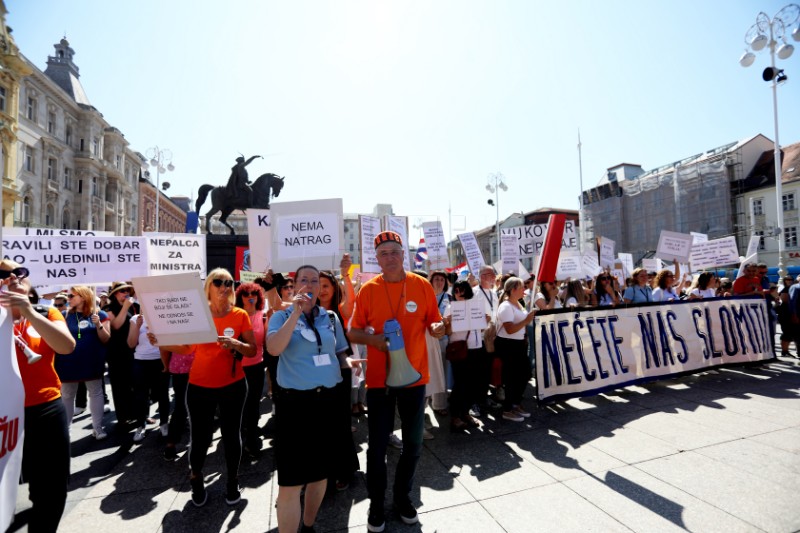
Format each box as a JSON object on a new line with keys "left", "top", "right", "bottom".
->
{"left": 691, "top": 232, "right": 708, "bottom": 245}
{"left": 458, "top": 232, "right": 486, "bottom": 275}
{"left": 581, "top": 252, "right": 602, "bottom": 278}
{"left": 557, "top": 252, "right": 584, "bottom": 279}
{"left": 656, "top": 230, "right": 693, "bottom": 263}
{"left": 245, "top": 209, "right": 271, "bottom": 272}
{"left": 500, "top": 220, "right": 579, "bottom": 258}
{"left": 599, "top": 237, "right": 616, "bottom": 268}
{"left": 270, "top": 198, "right": 344, "bottom": 272}
{"left": 449, "top": 299, "right": 487, "bottom": 332}
{"left": 617, "top": 253, "right": 634, "bottom": 279}
{"left": 500, "top": 233, "right": 519, "bottom": 274}
{"left": 144, "top": 233, "right": 206, "bottom": 278}
{"left": 611, "top": 268, "right": 626, "bottom": 288}
{"left": 386, "top": 216, "right": 411, "bottom": 272}
{"left": 422, "top": 221, "right": 449, "bottom": 270}
{"left": 2, "top": 235, "right": 148, "bottom": 285}
{"left": 641, "top": 258, "right": 662, "bottom": 273}
{"left": 239, "top": 271, "right": 261, "bottom": 283}
{"left": 689, "top": 236, "right": 741, "bottom": 271}
{"left": 745, "top": 235, "right": 761, "bottom": 261}
{"left": 0, "top": 308, "right": 23, "bottom": 531}
{"left": 359, "top": 215, "right": 381, "bottom": 274}
{"left": 3, "top": 227, "right": 114, "bottom": 237}
{"left": 131, "top": 273, "right": 217, "bottom": 346}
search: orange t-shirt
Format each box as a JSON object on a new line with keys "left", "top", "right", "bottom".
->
{"left": 16, "top": 307, "right": 65, "bottom": 407}
{"left": 350, "top": 272, "right": 442, "bottom": 389}
{"left": 189, "top": 307, "right": 253, "bottom": 388}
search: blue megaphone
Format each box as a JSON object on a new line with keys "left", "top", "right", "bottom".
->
{"left": 383, "top": 319, "right": 422, "bottom": 388}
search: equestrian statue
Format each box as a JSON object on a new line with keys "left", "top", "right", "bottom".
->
{"left": 195, "top": 154, "right": 285, "bottom": 234}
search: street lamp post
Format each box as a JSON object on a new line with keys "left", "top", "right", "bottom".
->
{"left": 145, "top": 146, "right": 175, "bottom": 233}
{"left": 486, "top": 172, "right": 508, "bottom": 266}
{"left": 739, "top": 4, "right": 800, "bottom": 278}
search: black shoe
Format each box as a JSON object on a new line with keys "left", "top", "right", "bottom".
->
{"left": 163, "top": 446, "right": 178, "bottom": 462}
{"left": 190, "top": 477, "right": 207, "bottom": 507}
{"left": 225, "top": 482, "right": 242, "bottom": 505}
{"left": 299, "top": 524, "right": 316, "bottom": 533}
{"left": 367, "top": 505, "right": 385, "bottom": 532}
{"left": 393, "top": 499, "right": 418, "bottom": 525}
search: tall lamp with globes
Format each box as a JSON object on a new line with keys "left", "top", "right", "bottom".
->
{"left": 144, "top": 146, "right": 175, "bottom": 233}
{"left": 486, "top": 172, "right": 508, "bottom": 266}
{"left": 739, "top": 4, "right": 800, "bottom": 278}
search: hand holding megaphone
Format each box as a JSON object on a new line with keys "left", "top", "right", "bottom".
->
{"left": 14, "top": 335, "right": 41, "bottom": 364}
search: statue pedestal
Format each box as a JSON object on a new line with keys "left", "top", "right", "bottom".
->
{"left": 206, "top": 234, "right": 250, "bottom": 277}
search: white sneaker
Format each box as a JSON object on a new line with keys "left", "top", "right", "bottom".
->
{"left": 133, "top": 426, "right": 146, "bottom": 443}
{"left": 103, "top": 404, "right": 111, "bottom": 413}
{"left": 513, "top": 406, "right": 531, "bottom": 418}
{"left": 73, "top": 407, "right": 86, "bottom": 417}
{"left": 93, "top": 429, "right": 107, "bottom": 441}
{"left": 502, "top": 411, "right": 524, "bottom": 422}
{"left": 160, "top": 424, "right": 169, "bottom": 437}
{"left": 388, "top": 434, "right": 403, "bottom": 450}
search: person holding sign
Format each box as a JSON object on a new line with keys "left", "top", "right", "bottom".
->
{"left": 651, "top": 261, "right": 681, "bottom": 302}
{"left": 1, "top": 260, "right": 75, "bottom": 533}
{"left": 103, "top": 282, "right": 138, "bottom": 431}
{"left": 495, "top": 277, "right": 536, "bottom": 422}
{"left": 348, "top": 231, "right": 445, "bottom": 532}
{"left": 234, "top": 282, "right": 267, "bottom": 458}
{"left": 127, "top": 313, "right": 170, "bottom": 444}
{"left": 148, "top": 268, "right": 256, "bottom": 507}
{"left": 266, "top": 265, "right": 355, "bottom": 533}
{"left": 623, "top": 268, "right": 654, "bottom": 304}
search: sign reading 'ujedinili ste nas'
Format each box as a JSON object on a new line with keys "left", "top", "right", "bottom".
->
{"left": 534, "top": 297, "right": 774, "bottom": 402}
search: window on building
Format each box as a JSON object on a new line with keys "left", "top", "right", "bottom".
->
{"left": 48, "top": 112, "right": 55, "bottom": 134}
{"left": 47, "top": 158, "right": 56, "bottom": 181}
{"left": 91, "top": 215, "right": 98, "bottom": 230}
{"left": 92, "top": 138, "right": 99, "bottom": 156}
{"left": 783, "top": 193, "right": 795, "bottom": 211}
{"left": 755, "top": 230, "right": 766, "bottom": 251}
{"left": 63, "top": 167, "right": 72, "bottom": 190}
{"left": 115, "top": 155, "right": 121, "bottom": 169}
{"left": 753, "top": 198, "right": 764, "bottom": 216}
{"left": 22, "top": 196, "right": 30, "bottom": 223}
{"left": 349, "top": 243, "right": 354, "bottom": 252}
{"left": 91, "top": 176, "right": 99, "bottom": 197}
{"left": 79, "top": 138, "right": 84, "bottom": 152}
{"left": 0, "top": 87, "right": 6, "bottom": 112}
{"left": 24, "top": 145, "right": 33, "bottom": 172}
{"left": 65, "top": 125, "right": 72, "bottom": 146}
{"left": 62, "top": 209, "right": 69, "bottom": 229}
{"left": 785, "top": 226, "right": 798, "bottom": 248}
{"left": 45, "top": 204, "right": 54, "bottom": 226}
{"left": 26, "top": 97, "right": 36, "bottom": 121}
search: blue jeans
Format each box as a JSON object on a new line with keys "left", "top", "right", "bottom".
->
{"left": 366, "top": 385, "right": 425, "bottom": 507}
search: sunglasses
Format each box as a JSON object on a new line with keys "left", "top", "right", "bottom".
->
{"left": 241, "top": 290, "right": 259, "bottom": 297}
{"left": 54, "top": 302, "right": 65, "bottom": 308}
{"left": 212, "top": 279, "right": 234, "bottom": 288}
{"left": 0, "top": 267, "right": 30, "bottom": 280}
{"left": 116, "top": 288, "right": 130, "bottom": 294}
{"left": 67, "top": 294, "right": 77, "bottom": 299}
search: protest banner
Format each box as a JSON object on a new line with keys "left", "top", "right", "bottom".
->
{"left": 270, "top": 198, "right": 344, "bottom": 273}
{"left": 144, "top": 233, "right": 206, "bottom": 277}
{"left": 3, "top": 227, "right": 114, "bottom": 237}
{"left": 422, "top": 221, "right": 449, "bottom": 270}
{"left": 458, "top": 232, "right": 485, "bottom": 275}
{"left": 131, "top": 273, "right": 217, "bottom": 346}
{"left": 2, "top": 235, "right": 148, "bottom": 285}
{"left": 386, "top": 216, "right": 412, "bottom": 272}
{"left": 245, "top": 209, "right": 271, "bottom": 272}
{"left": 359, "top": 215, "right": 381, "bottom": 274}
{"left": 0, "top": 308, "right": 23, "bottom": 531}
{"left": 534, "top": 296, "right": 774, "bottom": 402}
{"left": 689, "top": 236, "right": 740, "bottom": 271}
{"left": 500, "top": 220, "right": 579, "bottom": 258}
{"left": 450, "top": 298, "right": 488, "bottom": 333}
{"left": 656, "top": 230, "right": 693, "bottom": 263}
{"left": 598, "top": 236, "right": 616, "bottom": 268}
{"left": 500, "top": 233, "right": 519, "bottom": 274}
{"left": 556, "top": 252, "right": 583, "bottom": 279}
{"left": 617, "top": 253, "right": 634, "bottom": 279}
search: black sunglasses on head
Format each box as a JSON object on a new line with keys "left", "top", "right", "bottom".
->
{"left": 0, "top": 267, "right": 30, "bottom": 280}
{"left": 212, "top": 279, "right": 234, "bottom": 288}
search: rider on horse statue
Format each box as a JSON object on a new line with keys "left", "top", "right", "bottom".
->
{"left": 226, "top": 155, "right": 261, "bottom": 206}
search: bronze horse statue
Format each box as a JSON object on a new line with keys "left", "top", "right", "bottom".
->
{"left": 195, "top": 173, "right": 285, "bottom": 234}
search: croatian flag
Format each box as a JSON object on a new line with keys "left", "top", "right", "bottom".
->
{"left": 414, "top": 238, "right": 428, "bottom": 269}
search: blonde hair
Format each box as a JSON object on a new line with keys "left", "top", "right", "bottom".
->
{"left": 204, "top": 268, "right": 235, "bottom": 305}
{"left": 0, "top": 259, "right": 22, "bottom": 270}
{"left": 69, "top": 285, "right": 97, "bottom": 315}
{"left": 499, "top": 276, "right": 523, "bottom": 307}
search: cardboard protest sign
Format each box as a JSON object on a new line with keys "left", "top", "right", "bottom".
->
{"left": 359, "top": 215, "right": 381, "bottom": 274}
{"left": 421, "top": 221, "right": 449, "bottom": 270}
{"left": 449, "top": 299, "right": 488, "bottom": 333}
{"left": 656, "top": 230, "right": 693, "bottom": 263}
{"left": 386, "top": 216, "right": 411, "bottom": 272}
{"left": 245, "top": 209, "right": 271, "bottom": 272}
{"left": 144, "top": 233, "right": 206, "bottom": 277}
{"left": 132, "top": 273, "right": 217, "bottom": 346}
{"left": 2, "top": 235, "right": 147, "bottom": 285}
{"left": 641, "top": 257, "right": 662, "bottom": 273}
{"left": 556, "top": 252, "right": 583, "bottom": 279}
{"left": 270, "top": 198, "right": 344, "bottom": 272}
{"left": 598, "top": 236, "right": 616, "bottom": 268}
{"left": 689, "top": 236, "right": 740, "bottom": 271}
{"left": 500, "top": 220, "right": 579, "bottom": 258}
{"left": 500, "top": 233, "right": 519, "bottom": 274}
{"left": 457, "top": 232, "right": 485, "bottom": 275}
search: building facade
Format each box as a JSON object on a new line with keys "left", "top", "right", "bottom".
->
{"left": 14, "top": 38, "right": 140, "bottom": 235}
{"left": 138, "top": 173, "right": 187, "bottom": 234}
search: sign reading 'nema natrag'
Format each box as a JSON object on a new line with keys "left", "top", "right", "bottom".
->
{"left": 534, "top": 297, "right": 774, "bottom": 402}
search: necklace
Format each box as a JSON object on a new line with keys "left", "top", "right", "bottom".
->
{"left": 382, "top": 273, "right": 407, "bottom": 319}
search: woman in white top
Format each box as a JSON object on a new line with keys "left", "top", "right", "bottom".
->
{"left": 495, "top": 277, "right": 536, "bottom": 422}
{"left": 563, "top": 280, "right": 589, "bottom": 308}
{"left": 651, "top": 268, "right": 681, "bottom": 302}
{"left": 534, "top": 281, "right": 562, "bottom": 310}
{"left": 688, "top": 272, "right": 718, "bottom": 300}
{"left": 128, "top": 313, "right": 171, "bottom": 442}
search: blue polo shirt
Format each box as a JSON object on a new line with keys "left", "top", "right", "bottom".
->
{"left": 268, "top": 305, "right": 347, "bottom": 390}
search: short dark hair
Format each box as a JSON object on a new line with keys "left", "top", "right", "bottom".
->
{"left": 452, "top": 280, "right": 474, "bottom": 299}
{"left": 429, "top": 270, "right": 449, "bottom": 292}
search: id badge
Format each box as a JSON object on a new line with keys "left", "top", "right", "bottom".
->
{"left": 313, "top": 353, "right": 332, "bottom": 367}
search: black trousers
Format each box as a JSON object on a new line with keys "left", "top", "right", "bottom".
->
{"left": 496, "top": 336, "right": 531, "bottom": 411}
{"left": 107, "top": 348, "right": 135, "bottom": 424}
{"left": 449, "top": 347, "right": 486, "bottom": 419}
{"left": 167, "top": 373, "right": 189, "bottom": 445}
{"left": 330, "top": 368, "right": 359, "bottom": 484}
{"left": 133, "top": 358, "right": 170, "bottom": 427}
{"left": 242, "top": 361, "right": 266, "bottom": 447}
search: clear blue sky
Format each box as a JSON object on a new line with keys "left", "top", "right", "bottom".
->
{"left": 8, "top": 1, "right": 800, "bottom": 244}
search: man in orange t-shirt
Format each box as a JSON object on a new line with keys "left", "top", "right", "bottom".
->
{"left": 349, "top": 231, "right": 444, "bottom": 531}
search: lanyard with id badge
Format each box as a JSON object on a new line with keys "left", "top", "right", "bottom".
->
{"left": 299, "top": 311, "right": 332, "bottom": 367}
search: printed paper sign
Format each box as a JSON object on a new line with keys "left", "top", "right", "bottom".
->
{"left": 599, "top": 237, "right": 616, "bottom": 268}
{"left": 689, "top": 236, "right": 741, "bottom": 271}
{"left": 656, "top": 230, "right": 693, "bottom": 262}
{"left": 581, "top": 252, "right": 602, "bottom": 278}
{"left": 386, "top": 216, "right": 411, "bottom": 272}
{"left": 270, "top": 198, "right": 344, "bottom": 272}
{"left": 500, "top": 220, "right": 579, "bottom": 258}
{"left": 144, "top": 233, "right": 206, "bottom": 278}
{"left": 500, "top": 233, "right": 519, "bottom": 274}
{"left": 422, "top": 221, "right": 449, "bottom": 270}
{"left": 557, "top": 252, "right": 583, "bottom": 279}
{"left": 745, "top": 235, "right": 761, "bottom": 261}
{"left": 641, "top": 258, "right": 662, "bottom": 273}
{"left": 131, "top": 273, "right": 217, "bottom": 346}
{"left": 239, "top": 271, "right": 261, "bottom": 283}
{"left": 449, "top": 299, "right": 487, "bottom": 332}
{"left": 617, "top": 253, "right": 634, "bottom": 279}
{"left": 458, "top": 232, "right": 486, "bottom": 275}
{"left": 245, "top": 209, "right": 271, "bottom": 272}
{"left": 359, "top": 215, "right": 381, "bottom": 274}
{"left": 691, "top": 232, "right": 708, "bottom": 245}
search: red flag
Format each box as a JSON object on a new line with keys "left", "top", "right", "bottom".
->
{"left": 537, "top": 214, "right": 566, "bottom": 283}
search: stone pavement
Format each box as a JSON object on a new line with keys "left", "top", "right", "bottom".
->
{"left": 10, "top": 355, "right": 800, "bottom": 533}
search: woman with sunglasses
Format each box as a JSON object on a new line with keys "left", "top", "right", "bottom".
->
{"left": 234, "top": 282, "right": 267, "bottom": 458}
{"left": 103, "top": 281, "right": 138, "bottom": 430}
{"left": 56, "top": 285, "right": 112, "bottom": 439}
{"left": 1, "top": 260, "right": 75, "bottom": 532}
{"left": 591, "top": 273, "right": 621, "bottom": 307}
{"left": 533, "top": 280, "right": 562, "bottom": 310}
{"left": 651, "top": 265, "right": 681, "bottom": 303}
{"left": 267, "top": 264, "right": 355, "bottom": 533}
{"left": 149, "top": 268, "right": 256, "bottom": 507}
